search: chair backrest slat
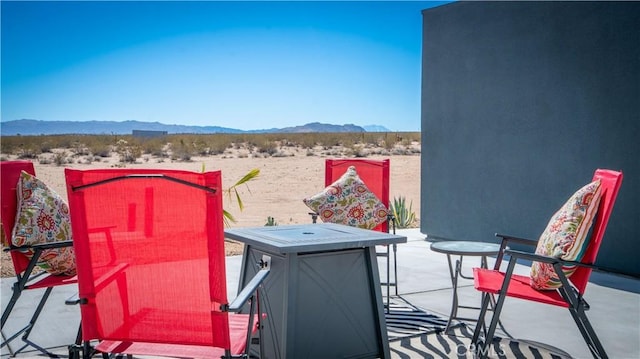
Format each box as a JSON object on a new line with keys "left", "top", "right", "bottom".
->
{"left": 65, "top": 168, "right": 230, "bottom": 349}
{"left": 571, "top": 169, "right": 623, "bottom": 293}
{"left": 325, "top": 159, "right": 390, "bottom": 233}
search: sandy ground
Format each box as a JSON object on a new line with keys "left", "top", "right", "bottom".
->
{"left": 1, "top": 150, "right": 420, "bottom": 277}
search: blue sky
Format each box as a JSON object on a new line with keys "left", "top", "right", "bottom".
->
{"left": 1, "top": 1, "right": 449, "bottom": 132}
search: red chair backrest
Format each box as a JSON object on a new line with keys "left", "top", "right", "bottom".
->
{"left": 571, "top": 169, "right": 623, "bottom": 293}
{"left": 65, "top": 168, "right": 230, "bottom": 349}
{"left": 0, "top": 160, "right": 36, "bottom": 274}
{"left": 325, "top": 159, "right": 390, "bottom": 233}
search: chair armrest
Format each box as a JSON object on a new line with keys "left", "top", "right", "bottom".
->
{"left": 4, "top": 240, "right": 74, "bottom": 252}
{"left": 504, "top": 248, "right": 558, "bottom": 264}
{"left": 228, "top": 268, "right": 270, "bottom": 313}
{"left": 492, "top": 233, "right": 537, "bottom": 270}
{"left": 65, "top": 292, "right": 82, "bottom": 305}
{"left": 506, "top": 249, "right": 601, "bottom": 271}
{"left": 309, "top": 212, "right": 319, "bottom": 224}
{"left": 387, "top": 213, "right": 396, "bottom": 234}
{"left": 495, "top": 233, "right": 537, "bottom": 246}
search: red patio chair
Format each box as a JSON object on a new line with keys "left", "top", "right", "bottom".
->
{"left": 471, "top": 169, "right": 623, "bottom": 359}
{"left": 65, "top": 168, "right": 269, "bottom": 359}
{"left": 1, "top": 160, "right": 78, "bottom": 356}
{"left": 311, "top": 158, "right": 399, "bottom": 304}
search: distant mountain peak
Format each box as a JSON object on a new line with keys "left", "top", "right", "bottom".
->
{"left": 0, "top": 119, "right": 390, "bottom": 136}
{"left": 274, "top": 122, "right": 366, "bottom": 133}
{"left": 363, "top": 124, "right": 391, "bottom": 132}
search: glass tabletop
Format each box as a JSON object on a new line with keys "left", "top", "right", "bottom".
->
{"left": 430, "top": 240, "right": 501, "bottom": 256}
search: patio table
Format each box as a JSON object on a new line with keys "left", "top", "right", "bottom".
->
{"left": 430, "top": 240, "right": 510, "bottom": 335}
{"left": 225, "top": 223, "right": 407, "bottom": 359}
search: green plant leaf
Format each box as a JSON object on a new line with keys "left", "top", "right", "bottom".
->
{"left": 223, "top": 168, "right": 260, "bottom": 226}
{"left": 233, "top": 168, "right": 260, "bottom": 187}
{"left": 223, "top": 209, "right": 236, "bottom": 227}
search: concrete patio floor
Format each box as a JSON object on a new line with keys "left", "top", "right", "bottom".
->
{"left": 2, "top": 228, "right": 639, "bottom": 358}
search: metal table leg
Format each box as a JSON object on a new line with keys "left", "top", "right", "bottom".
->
{"left": 443, "top": 254, "right": 512, "bottom": 338}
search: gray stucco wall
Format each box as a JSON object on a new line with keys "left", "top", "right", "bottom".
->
{"left": 420, "top": 1, "right": 639, "bottom": 275}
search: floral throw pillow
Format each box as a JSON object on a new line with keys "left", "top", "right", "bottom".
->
{"left": 303, "top": 166, "right": 388, "bottom": 230}
{"left": 11, "top": 171, "right": 76, "bottom": 276}
{"left": 530, "top": 179, "right": 602, "bottom": 290}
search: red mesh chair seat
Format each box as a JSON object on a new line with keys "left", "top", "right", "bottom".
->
{"left": 95, "top": 314, "right": 255, "bottom": 357}
{"left": 473, "top": 269, "right": 569, "bottom": 308}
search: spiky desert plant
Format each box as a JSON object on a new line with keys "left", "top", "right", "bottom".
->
{"left": 390, "top": 196, "right": 416, "bottom": 229}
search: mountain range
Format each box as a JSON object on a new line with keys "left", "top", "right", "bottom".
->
{"left": 0, "top": 119, "right": 391, "bottom": 136}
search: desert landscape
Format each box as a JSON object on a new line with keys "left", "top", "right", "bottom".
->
{"left": 1, "top": 139, "right": 421, "bottom": 277}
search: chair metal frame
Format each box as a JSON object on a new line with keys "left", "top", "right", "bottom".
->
{"left": 64, "top": 169, "right": 270, "bottom": 359}
{"left": 471, "top": 169, "right": 623, "bottom": 359}
{"left": 1, "top": 160, "right": 78, "bottom": 357}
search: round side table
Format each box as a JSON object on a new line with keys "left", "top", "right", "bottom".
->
{"left": 430, "top": 240, "right": 508, "bottom": 334}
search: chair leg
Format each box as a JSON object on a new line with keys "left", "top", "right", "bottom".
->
{"left": 69, "top": 342, "right": 81, "bottom": 359}
{"left": 1, "top": 282, "right": 22, "bottom": 329}
{"left": 477, "top": 291, "right": 508, "bottom": 359}
{"left": 392, "top": 243, "right": 399, "bottom": 296}
{"left": 567, "top": 305, "right": 608, "bottom": 359}
{"left": 1, "top": 329, "right": 17, "bottom": 357}
{"left": 554, "top": 264, "right": 609, "bottom": 359}
{"left": 21, "top": 286, "right": 53, "bottom": 341}
{"left": 2, "top": 286, "right": 57, "bottom": 357}
{"left": 386, "top": 245, "right": 391, "bottom": 312}
{"left": 83, "top": 340, "right": 93, "bottom": 358}
{"left": 75, "top": 323, "right": 82, "bottom": 346}
{"left": 471, "top": 292, "right": 492, "bottom": 348}
{"left": 473, "top": 259, "right": 517, "bottom": 359}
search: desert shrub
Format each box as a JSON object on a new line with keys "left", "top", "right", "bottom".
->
{"left": 89, "top": 142, "right": 112, "bottom": 158}
{"left": 0, "top": 132, "right": 422, "bottom": 161}
{"left": 344, "top": 144, "right": 367, "bottom": 158}
{"left": 71, "top": 141, "right": 91, "bottom": 156}
{"left": 139, "top": 137, "right": 166, "bottom": 155}
{"left": 295, "top": 133, "right": 319, "bottom": 149}
{"left": 257, "top": 141, "right": 278, "bottom": 156}
{"left": 17, "top": 147, "right": 39, "bottom": 159}
{"left": 54, "top": 151, "right": 68, "bottom": 166}
{"left": 38, "top": 141, "right": 53, "bottom": 153}
{"left": 207, "top": 134, "right": 235, "bottom": 154}
{"left": 115, "top": 139, "right": 142, "bottom": 163}
{"left": 168, "top": 139, "right": 193, "bottom": 161}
